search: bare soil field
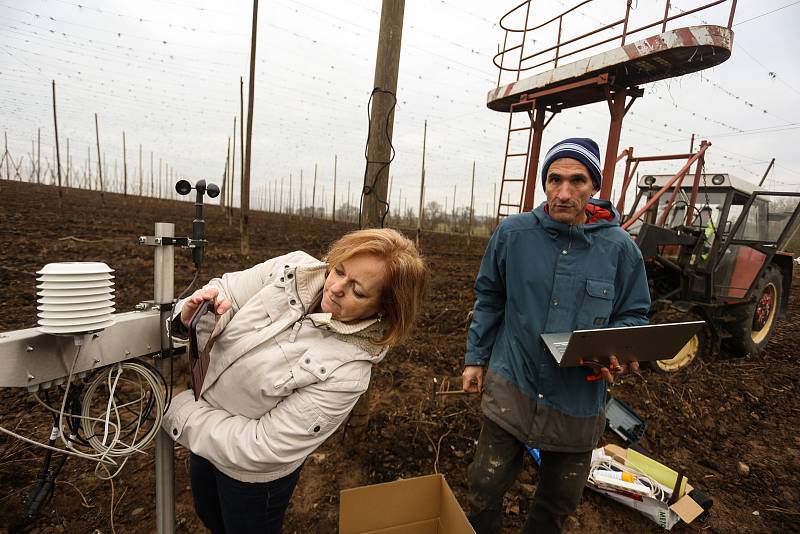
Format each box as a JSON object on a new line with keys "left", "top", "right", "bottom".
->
{"left": 1, "top": 179, "right": 798, "bottom": 533}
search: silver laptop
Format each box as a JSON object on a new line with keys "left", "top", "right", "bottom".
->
{"left": 541, "top": 321, "right": 705, "bottom": 367}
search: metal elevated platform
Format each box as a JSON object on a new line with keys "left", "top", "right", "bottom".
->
{"left": 488, "top": 0, "right": 738, "bottom": 222}
{"left": 488, "top": 24, "right": 732, "bottom": 112}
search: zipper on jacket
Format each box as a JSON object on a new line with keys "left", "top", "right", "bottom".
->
{"left": 567, "top": 224, "right": 574, "bottom": 251}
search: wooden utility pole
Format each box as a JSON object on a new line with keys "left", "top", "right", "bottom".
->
{"left": 451, "top": 184, "right": 457, "bottom": 229}
{"left": 37, "top": 128, "right": 41, "bottom": 184}
{"left": 158, "top": 158, "right": 162, "bottom": 199}
{"left": 348, "top": 2, "right": 405, "bottom": 437}
{"left": 242, "top": 53, "right": 256, "bottom": 252}
{"left": 150, "top": 151, "right": 154, "bottom": 197}
{"left": 65, "top": 138, "right": 70, "bottom": 187}
{"left": 361, "top": 0, "right": 405, "bottom": 229}
{"left": 221, "top": 137, "right": 230, "bottom": 211}
{"left": 230, "top": 117, "right": 237, "bottom": 221}
{"left": 332, "top": 154, "right": 337, "bottom": 222}
{"left": 122, "top": 131, "right": 128, "bottom": 196}
{"left": 3, "top": 131, "right": 7, "bottom": 182}
{"left": 137, "top": 143, "right": 142, "bottom": 196}
{"left": 468, "top": 161, "right": 475, "bottom": 245}
{"left": 51, "top": 81, "right": 63, "bottom": 208}
{"left": 94, "top": 113, "right": 105, "bottom": 201}
{"left": 311, "top": 163, "right": 317, "bottom": 218}
{"left": 416, "top": 120, "right": 427, "bottom": 247}
{"left": 240, "top": 78, "right": 244, "bottom": 199}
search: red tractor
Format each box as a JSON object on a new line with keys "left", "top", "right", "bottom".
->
{"left": 623, "top": 170, "right": 800, "bottom": 371}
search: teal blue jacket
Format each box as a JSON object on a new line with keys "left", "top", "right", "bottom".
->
{"left": 466, "top": 199, "right": 650, "bottom": 451}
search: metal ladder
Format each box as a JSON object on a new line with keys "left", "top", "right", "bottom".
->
{"left": 496, "top": 100, "right": 534, "bottom": 225}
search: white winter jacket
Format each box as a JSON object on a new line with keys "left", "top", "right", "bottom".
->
{"left": 162, "top": 251, "right": 387, "bottom": 483}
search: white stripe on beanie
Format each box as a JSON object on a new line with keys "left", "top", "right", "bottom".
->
{"left": 543, "top": 142, "right": 601, "bottom": 174}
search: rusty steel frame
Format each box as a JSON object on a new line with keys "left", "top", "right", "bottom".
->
{"left": 621, "top": 141, "right": 711, "bottom": 231}
{"left": 493, "top": 0, "right": 737, "bottom": 78}
{"left": 615, "top": 145, "right": 708, "bottom": 216}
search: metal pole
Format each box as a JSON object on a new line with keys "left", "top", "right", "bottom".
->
{"left": 522, "top": 103, "right": 546, "bottom": 212}
{"left": 600, "top": 88, "right": 628, "bottom": 200}
{"left": 153, "top": 222, "right": 175, "bottom": 534}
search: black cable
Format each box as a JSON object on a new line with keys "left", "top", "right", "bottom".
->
{"left": 163, "top": 267, "right": 200, "bottom": 412}
{"left": 358, "top": 87, "right": 397, "bottom": 229}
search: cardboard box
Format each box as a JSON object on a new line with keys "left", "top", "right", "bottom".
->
{"left": 339, "top": 473, "right": 475, "bottom": 534}
{"left": 588, "top": 445, "right": 706, "bottom": 530}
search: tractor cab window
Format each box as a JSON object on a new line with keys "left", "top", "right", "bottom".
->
{"left": 733, "top": 194, "right": 800, "bottom": 244}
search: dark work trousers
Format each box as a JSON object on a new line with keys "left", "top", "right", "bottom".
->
{"left": 189, "top": 453, "right": 303, "bottom": 534}
{"left": 467, "top": 417, "right": 593, "bottom": 534}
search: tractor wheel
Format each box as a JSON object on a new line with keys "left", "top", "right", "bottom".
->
{"left": 724, "top": 264, "right": 782, "bottom": 357}
{"left": 648, "top": 310, "right": 707, "bottom": 373}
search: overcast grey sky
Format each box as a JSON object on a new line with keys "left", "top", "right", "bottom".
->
{"left": 2, "top": 0, "right": 799, "bottom": 218}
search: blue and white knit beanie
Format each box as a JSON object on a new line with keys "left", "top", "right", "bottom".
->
{"left": 540, "top": 137, "right": 602, "bottom": 191}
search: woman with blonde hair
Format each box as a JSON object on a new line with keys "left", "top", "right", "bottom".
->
{"left": 162, "top": 228, "right": 429, "bottom": 534}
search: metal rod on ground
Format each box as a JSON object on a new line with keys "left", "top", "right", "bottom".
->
{"left": 153, "top": 222, "right": 176, "bottom": 534}
{"left": 416, "top": 120, "right": 427, "bottom": 247}
{"left": 51, "top": 80, "right": 63, "bottom": 210}
{"left": 361, "top": 0, "right": 404, "bottom": 230}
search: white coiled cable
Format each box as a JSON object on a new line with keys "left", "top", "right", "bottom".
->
{"left": 10, "top": 344, "right": 167, "bottom": 480}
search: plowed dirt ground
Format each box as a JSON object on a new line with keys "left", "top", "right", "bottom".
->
{"left": 1, "top": 180, "right": 798, "bottom": 533}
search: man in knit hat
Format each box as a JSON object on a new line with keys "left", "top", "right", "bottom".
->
{"left": 462, "top": 138, "right": 651, "bottom": 533}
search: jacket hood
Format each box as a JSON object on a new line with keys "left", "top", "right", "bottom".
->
{"left": 532, "top": 198, "right": 621, "bottom": 246}
{"left": 534, "top": 198, "right": 620, "bottom": 229}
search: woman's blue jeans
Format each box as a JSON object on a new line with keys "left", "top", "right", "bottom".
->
{"left": 189, "top": 453, "right": 303, "bottom": 534}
